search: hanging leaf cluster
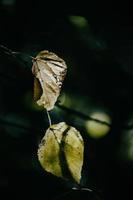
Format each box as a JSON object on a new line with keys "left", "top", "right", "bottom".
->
{"left": 32, "top": 50, "right": 84, "bottom": 184}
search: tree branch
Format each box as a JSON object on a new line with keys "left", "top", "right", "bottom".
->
{"left": 56, "top": 103, "right": 111, "bottom": 127}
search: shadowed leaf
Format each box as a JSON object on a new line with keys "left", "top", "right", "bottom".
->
{"left": 38, "top": 122, "right": 84, "bottom": 184}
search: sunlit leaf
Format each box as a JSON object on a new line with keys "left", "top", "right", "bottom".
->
{"left": 38, "top": 122, "right": 67, "bottom": 177}
{"left": 32, "top": 50, "right": 67, "bottom": 111}
{"left": 38, "top": 122, "right": 84, "bottom": 183}
{"left": 62, "top": 125, "right": 84, "bottom": 183}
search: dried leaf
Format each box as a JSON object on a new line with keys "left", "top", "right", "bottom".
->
{"left": 32, "top": 50, "right": 67, "bottom": 111}
{"left": 38, "top": 122, "right": 84, "bottom": 184}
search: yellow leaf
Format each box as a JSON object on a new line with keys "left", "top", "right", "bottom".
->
{"left": 37, "top": 122, "right": 84, "bottom": 184}
{"left": 63, "top": 126, "right": 84, "bottom": 183}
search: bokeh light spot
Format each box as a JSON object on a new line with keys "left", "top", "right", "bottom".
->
{"left": 85, "top": 112, "right": 111, "bottom": 139}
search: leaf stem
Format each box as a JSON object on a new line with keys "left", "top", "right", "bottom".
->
{"left": 46, "top": 110, "right": 52, "bottom": 126}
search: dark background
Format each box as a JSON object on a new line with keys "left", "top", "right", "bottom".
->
{"left": 0, "top": 1, "right": 133, "bottom": 199}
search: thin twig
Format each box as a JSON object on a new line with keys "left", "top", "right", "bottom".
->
{"left": 72, "top": 186, "right": 93, "bottom": 192}
{"left": 57, "top": 104, "right": 111, "bottom": 127}
{"left": 46, "top": 110, "right": 52, "bottom": 126}
{"left": 0, "top": 118, "right": 33, "bottom": 132}
{"left": 72, "top": 187, "right": 102, "bottom": 200}
{"left": 12, "top": 51, "right": 34, "bottom": 60}
{"left": 0, "top": 45, "right": 15, "bottom": 57}
{"left": 0, "top": 44, "right": 34, "bottom": 60}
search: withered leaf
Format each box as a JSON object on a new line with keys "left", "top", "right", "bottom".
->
{"left": 33, "top": 77, "right": 43, "bottom": 101}
{"left": 38, "top": 122, "right": 84, "bottom": 184}
{"left": 32, "top": 50, "right": 67, "bottom": 111}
